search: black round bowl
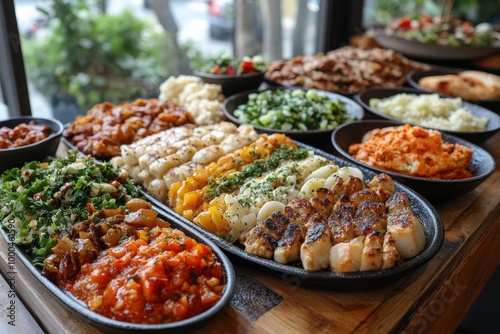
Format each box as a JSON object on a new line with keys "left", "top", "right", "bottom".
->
{"left": 0, "top": 116, "right": 63, "bottom": 172}
{"left": 331, "top": 120, "right": 496, "bottom": 201}
{"left": 194, "top": 70, "right": 265, "bottom": 97}
{"left": 354, "top": 87, "right": 500, "bottom": 145}
{"left": 407, "top": 69, "right": 500, "bottom": 113}
{"left": 223, "top": 87, "right": 364, "bottom": 145}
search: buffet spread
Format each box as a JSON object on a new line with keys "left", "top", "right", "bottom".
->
{"left": 1, "top": 20, "right": 499, "bottom": 332}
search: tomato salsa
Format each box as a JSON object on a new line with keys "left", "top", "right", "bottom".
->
{"left": 68, "top": 226, "right": 225, "bottom": 324}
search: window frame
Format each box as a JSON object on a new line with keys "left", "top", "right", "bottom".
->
{"left": 0, "top": 0, "right": 31, "bottom": 117}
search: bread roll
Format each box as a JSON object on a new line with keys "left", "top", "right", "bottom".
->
{"left": 418, "top": 70, "right": 500, "bottom": 100}
{"left": 459, "top": 71, "right": 500, "bottom": 99}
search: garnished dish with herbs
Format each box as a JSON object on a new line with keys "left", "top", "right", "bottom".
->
{"left": 111, "top": 121, "right": 430, "bottom": 273}
{"left": 385, "top": 14, "right": 499, "bottom": 47}
{"left": 0, "top": 151, "right": 227, "bottom": 324}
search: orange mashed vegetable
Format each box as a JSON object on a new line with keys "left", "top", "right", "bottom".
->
{"left": 348, "top": 124, "right": 473, "bottom": 179}
{"left": 68, "top": 226, "right": 225, "bottom": 324}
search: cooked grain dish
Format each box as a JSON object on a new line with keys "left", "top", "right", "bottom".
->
{"left": 369, "top": 93, "right": 488, "bottom": 132}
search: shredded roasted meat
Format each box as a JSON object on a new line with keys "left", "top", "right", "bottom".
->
{"left": 265, "top": 46, "right": 429, "bottom": 93}
{"left": 64, "top": 98, "right": 195, "bottom": 159}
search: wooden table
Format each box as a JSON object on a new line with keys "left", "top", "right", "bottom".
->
{"left": 1, "top": 132, "right": 498, "bottom": 334}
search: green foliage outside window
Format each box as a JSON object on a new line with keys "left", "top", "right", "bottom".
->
{"left": 22, "top": 0, "right": 174, "bottom": 112}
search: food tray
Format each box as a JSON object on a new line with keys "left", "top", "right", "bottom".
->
{"left": 142, "top": 141, "right": 445, "bottom": 289}
{"left": 0, "top": 213, "right": 236, "bottom": 334}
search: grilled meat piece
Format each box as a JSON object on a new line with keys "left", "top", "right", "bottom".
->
{"left": 382, "top": 231, "right": 403, "bottom": 269}
{"left": 354, "top": 200, "right": 387, "bottom": 236}
{"left": 330, "top": 236, "right": 365, "bottom": 272}
{"left": 331, "top": 175, "right": 365, "bottom": 196}
{"left": 284, "top": 198, "right": 315, "bottom": 227}
{"left": 328, "top": 196, "right": 355, "bottom": 245}
{"left": 274, "top": 223, "right": 306, "bottom": 264}
{"left": 386, "top": 191, "right": 411, "bottom": 212}
{"left": 366, "top": 173, "right": 395, "bottom": 194}
{"left": 350, "top": 187, "right": 392, "bottom": 208}
{"left": 387, "top": 206, "right": 426, "bottom": 259}
{"left": 300, "top": 220, "right": 332, "bottom": 271}
{"left": 360, "top": 231, "right": 384, "bottom": 271}
{"left": 242, "top": 211, "right": 290, "bottom": 259}
{"left": 309, "top": 195, "right": 334, "bottom": 221}
{"left": 386, "top": 192, "right": 425, "bottom": 258}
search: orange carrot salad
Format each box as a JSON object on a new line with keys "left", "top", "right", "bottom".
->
{"left": 68, "top": 226, "right": 225, "bottom": 324}
{"left": 348, "top": 124, "right": 473, "bottom": 179}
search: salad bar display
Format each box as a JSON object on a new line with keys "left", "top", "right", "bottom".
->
{"left": 0, "top": 39, "right": 499, "bottom": 332}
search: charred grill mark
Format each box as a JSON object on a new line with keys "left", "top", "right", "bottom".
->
{"left": 277, "top": 223, "right": 304, "bottom": 248}
{"left": 309, "top": 196, "right": 333, "bottom": 220}
{"left": 252, "top": 226, "right": 280, "bottom": 251}
{"left": 304, "top": 221, "right": 329, "bottom": 245}
{"left": 262, "top": 211, "right": 289, "bottom": 239}
{"left": 386, "top": 192, "right": 411, "bottom": 212}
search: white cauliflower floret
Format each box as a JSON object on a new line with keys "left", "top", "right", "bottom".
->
{"left": 159, "top": 75, "right": 202, "bottom": 102}
{"left": 158, "top": 75, "right": 226, "bottom": 125}
{"left": 186, "top": 99, "right": 225, "bottom": 125}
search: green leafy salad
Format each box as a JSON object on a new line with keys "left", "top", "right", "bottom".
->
{"left": 233, "top": 89, "right": 355, "bottom": 131}
{"left": 0, "top": 150, "right": 143, "bottom": 265}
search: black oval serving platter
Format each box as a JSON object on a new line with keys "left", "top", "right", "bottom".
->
{"left": 0, "top": 213, "right": 236, "bottom": 334}
{"left": 143, "top": 142, "right": 445, "bottom": 290}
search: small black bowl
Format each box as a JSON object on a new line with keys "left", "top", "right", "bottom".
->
{"left": 0, "top": 116, "right": 63, "bottom": 172}
{"left": 354, "top": 87, "right": 500, "bottom": 145}
{"left": 407, "top": 69, "right": 500, "bottom": 113}
{"left": 331, "top": 120, "right": 496, "bottom": 201}
{"left": 223, "top": 87, "right": 364, "bottom": 145}
{"left": 194, "top": 70, "right": 265, "bottom": 97}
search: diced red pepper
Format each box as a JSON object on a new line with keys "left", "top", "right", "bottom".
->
{"left": 240, "top": 60, "right": 257, "bottom": 73}
{"left": 225, "top": 65, "right": 237, "bottom": 75}
{"left": 398, "top": 17, "right": 411, "bottom": 30}
{"left": 211, "top": 64, "right": 221, "bottom": 74}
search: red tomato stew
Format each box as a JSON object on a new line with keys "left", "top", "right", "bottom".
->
{"left": 68, "top": 225, "right": 225, "bottom": 324}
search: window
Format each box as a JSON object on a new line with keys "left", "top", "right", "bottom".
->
{"left": 3, "top": 0, "right": 334, "bottom": 121}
